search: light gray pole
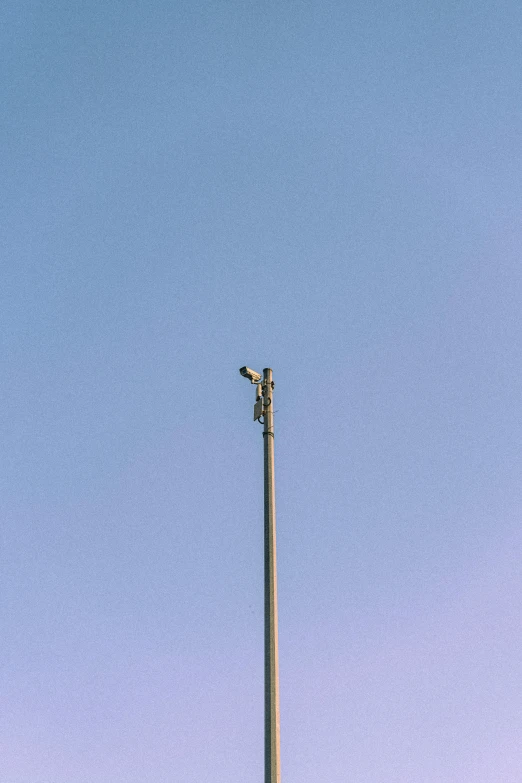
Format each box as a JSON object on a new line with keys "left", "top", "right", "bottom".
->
{"left": 239, "top": 366, "right": 281, "bottom": 783}
{"left": 262, "top": 368, "right": 281, "bottom": 783}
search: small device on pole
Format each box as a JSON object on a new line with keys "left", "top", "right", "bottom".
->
{"left": 239, "top": 366, "right": 281, "bottom": 783}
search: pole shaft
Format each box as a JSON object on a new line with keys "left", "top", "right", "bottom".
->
{"left": 263, "top": 368, "right": 281, "bottom": 783}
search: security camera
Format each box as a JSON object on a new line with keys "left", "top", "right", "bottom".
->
{"left": 239, "top": 366, "right": 262, "bottom": 384}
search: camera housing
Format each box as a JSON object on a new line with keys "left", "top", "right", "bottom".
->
{"left": 239, "top": 366, "right": 262, "bottom": 384}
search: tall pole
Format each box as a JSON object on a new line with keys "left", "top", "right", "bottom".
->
{"left": 239, "top": 365, "right": 281, "bottom": 782}
{"left": 262, "top": 368, "right": 281, "bottom": 783}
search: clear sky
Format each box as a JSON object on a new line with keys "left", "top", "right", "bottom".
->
{"left": 2, "top": 1, "right": 522, "bottom": 781}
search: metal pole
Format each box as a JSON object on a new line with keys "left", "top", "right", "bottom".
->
{"left": 263, "top": 368, "right": 281, "bottom": 783}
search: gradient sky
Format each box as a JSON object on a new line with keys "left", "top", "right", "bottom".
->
{"left": 2, "top": 1, "right": 522, "bottom": 781}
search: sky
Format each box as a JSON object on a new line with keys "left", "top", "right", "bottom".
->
{"left": 1, "top": 1, "right": 522, "bottom": 781}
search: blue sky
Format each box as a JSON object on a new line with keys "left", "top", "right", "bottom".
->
{"left": 2, "top": 1, "right": 522, "bottom": 781}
